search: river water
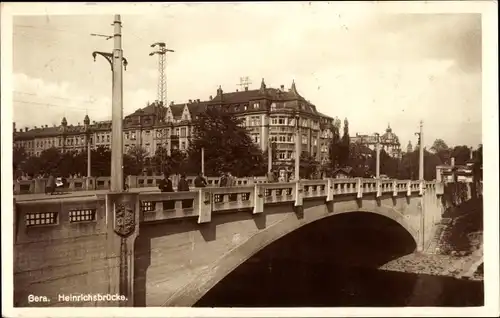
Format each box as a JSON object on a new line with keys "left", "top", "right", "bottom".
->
{"left": 195, "top": 212, "right": 483, "bottom": 307}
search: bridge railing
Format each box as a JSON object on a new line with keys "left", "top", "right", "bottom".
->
{"left": 13, "top": 178, "right": 434, "bottom": 241}
{"left": 13, "top": 175, "right": 270, "bottom": 195}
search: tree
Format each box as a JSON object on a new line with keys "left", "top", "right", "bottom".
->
{"left": 13, "top": 147, "right": 28, "bottom": 171}
{"left": 328, "top": 117, "right": 342, "bottom": 169}
{"left": 349, "top": 142, "right": 373, "bottom": 177}
{"left": 431, "top": 138, "right": 451, "bottom": 164}
{"left": 38, "top": 147, "right": 62, "bottom": 176}
{"left": 124, "top": 145, "right": 148, "bottom": 176}
{"left": 431, "top": 139, "right": 449, "bottom": 153}
{"left": 91, "top": 146, "right": 111, "bottom": 177}
{"left": 300, "top": 152, "right": 319, "bottom": 179}
{"left": 451, "top": 145, "right": 471, "bottom": 165}
{"left": 338, "top": 118, "right": 350, "bottom": 167}
{"left": 398, "top": 149, "right": 441, "bottom": 180}
{"left": 20, "top": 156, "right": 42, "bottom": 177}
{"left": 187, "top": 107, "right": 265, "bottom": 177}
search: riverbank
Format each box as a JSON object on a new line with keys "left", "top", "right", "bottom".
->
{"left": 381, "top": 196, "right": 483, "bottom": 280}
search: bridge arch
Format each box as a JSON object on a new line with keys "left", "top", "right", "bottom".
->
{"left": 162, "top": 200, "right": 420, "bottom": 307}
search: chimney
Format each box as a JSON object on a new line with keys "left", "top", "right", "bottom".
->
{"left": 236, "top": 89, "right": 239, "bottom": 92}
{"left": 245, "top": 86, "right": 248, "bottom": 91}
{"left": 25, "top": 127, "right": 28, "bottom": 132}
{"left": 189, "top": 99, "right": 192, "bottom": 103}
{"left": 197, "top": 99, "right": 200, "bottom": 103}
{"left": 170, "top": 101, "right": 174, "bottom": 106}
{"left": 45, "top": 124, "right": 48, "bottom": 128}
{"left": 470, "top": 147, "right": 473, "bottom": 160}
{"left": 209, "top": 95, "right": 213, "bottom": 100}
{"left": 34, "top": 126, "right": 38, "bottom": 129}
{"left": 280, "top": 85, "right": 285, "bottom": 91}
{"left": 451, "top": 157, "right": 455, "bottom": 167}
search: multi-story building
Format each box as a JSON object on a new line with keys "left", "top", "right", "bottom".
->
{"left": 350, "top": 124, "right": 402, "bottom": 159}
{"left": 13, "top": 79, "right": 335, "bottom": 170}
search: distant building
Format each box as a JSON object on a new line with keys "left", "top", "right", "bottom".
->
{"left": 13, "top": 79, "right": 335, "bottom": 170}
{"left": 406, "top": 141, "right": 413, "bottom": 153}
{"left": 331, "top": 167, "right": 354, "bottom": 179}
{"left": 350, "top": 124, "right": 402, "bottom": 159}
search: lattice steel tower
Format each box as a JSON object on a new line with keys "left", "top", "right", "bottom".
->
{"left": 149, "top": 42, "right": 174, "bottom": 108}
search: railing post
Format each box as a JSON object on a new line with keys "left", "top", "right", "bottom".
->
{"left": 392, "top": 180, "right": 398, "bottom": 197}
{"left": 356, "top": 178, "right": 363, "bottom": 199}
{"left": 294, "top": 180, "right": 303, "bottom": 207}
{"left": 253, "top": 184, "right": 264, "bottom": 214}
{"left": 326, "top": 178, "right": 334, "bottom": 202}
{"left": 419, "top": 180, "right": 425, "bottom": 196}
{"left": 197, "top": 188, "right": 212, "bottom": 223}
{"left": 407, "top": 180, "right": 412, "bottom": 196}
{"left": 376, "top": 179, "right": 382, "bottom": 197}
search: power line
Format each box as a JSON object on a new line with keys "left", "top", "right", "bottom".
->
{"left": 13, "top": 100, "right": 100, "bottom": 112}
{"left": 14, "top": 91, "right": 98, "bottom": 104}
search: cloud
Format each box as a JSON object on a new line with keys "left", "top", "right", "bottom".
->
{"left": 11, "top": 9, "right": 482, "bottom": 149}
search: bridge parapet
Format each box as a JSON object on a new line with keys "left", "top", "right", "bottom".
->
{"left": 13, "top": 175, "right": 268, "bottom": 195}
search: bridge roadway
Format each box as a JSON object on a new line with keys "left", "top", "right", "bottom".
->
{"left": 14, "top": 187, "right": 159, "bottom": 202}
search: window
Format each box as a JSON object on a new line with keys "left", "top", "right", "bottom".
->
{"left": 181, "top": 141, "right": 186, "bottom": 150}
{"left": 278, "top": 151, "right": 286, "bottom": 159}
{"left": 270, "top": 103, "right": 276, "bottom": 111}
{"left": 302, "top": 135, "right": 307, "bottom": 144}
{"left": 145, "top": 130, "right": 151, "bottom": 136}
{"left": 180, "top": 128, "right": 186, "bottom": 137}
{"left": 107, "top": 135, "right": 110, "bottom": 143}
{"left": 253, "top": 102, "right": 259, "bottom": 109}
{"left": 175, "top": 128, "right": 180, "bottom": 136}
{"left": 131, "top": 132, "right": 136, "bottom": 140}
{"left": 125, "top": 132, "right": 130, "bottom": 140}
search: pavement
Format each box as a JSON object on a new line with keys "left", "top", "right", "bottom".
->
{"left": 14, "top": 187, "right": 159, "bottom": 202}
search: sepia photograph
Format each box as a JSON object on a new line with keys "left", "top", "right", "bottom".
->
{"left": 1, "top": 1, "right": 498, "bottom": 317}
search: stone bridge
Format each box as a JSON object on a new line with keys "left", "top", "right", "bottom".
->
{"left": 13, "top": 178, "right": 443, "bottom": 307}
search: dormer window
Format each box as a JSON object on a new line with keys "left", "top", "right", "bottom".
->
{"left": 253, "top": 102, "right": 259, "bottom": 109}
{"left": 270, "top": 103, "right": 276, "bottom": 111}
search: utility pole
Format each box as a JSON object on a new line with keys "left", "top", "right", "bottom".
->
{"left": 92, "top": 15, "right": 128, "bottom": 192}
{"left": 150, "top": 42, "right": 174, "bottom": 175}
{"left": 268, "top": 139, "right": 273, "bottom": 173}
{"left": 416, "top": 120, "right": 424, "bottom": 180}
{"left": 237, "top": 76, "right": 252, "bottom": 91}
{"left": 149, "top": 42, "right": 174, "bottom": 108}
{"left": 374, "top": 132, "right": 381, "bottom": 178}
{"left": 201, "top": 147, "right": 205, "bottom": 176}
{"left": 294, "top": 113, "right": 301, "bottom": 181}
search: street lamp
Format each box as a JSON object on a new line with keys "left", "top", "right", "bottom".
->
{"left": 374, "top": 132, "right": 380, "bottom": 178}
{"left": 92, "top": 15, "right": 129, "bottom": 192}
{"left": 294, "top": 111, "right": 301, "bottom": 181}
{"left": 415, "top": 120, "right": 424, "bottom": 180}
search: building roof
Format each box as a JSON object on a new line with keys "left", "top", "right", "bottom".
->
{"left": 14, "top": 80, "right": 332, "bottom": 140}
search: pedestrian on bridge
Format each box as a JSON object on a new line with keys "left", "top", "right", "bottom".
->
{"left": 45, "top": 173, "right": 55, "bottom": 195}
{"left": 158, "top": 172, "right": 174, "bottom": 193}
{"left": 194, "top": 172, "right": 207, "bottom": 188}
{"left": 177, "top": 174, "right": 193, "bottom": 209}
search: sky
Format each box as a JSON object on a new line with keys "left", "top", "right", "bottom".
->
{"left": 10, "top": 2, "right": 483, "bottom": 149}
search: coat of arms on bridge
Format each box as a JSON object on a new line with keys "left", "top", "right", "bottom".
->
{"left": 114, "top": 203, "right": 136, "bottom": 237}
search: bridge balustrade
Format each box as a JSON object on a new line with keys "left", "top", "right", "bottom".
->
{"left": 13, "top": 179, "right": 432, "bottom": 236}
{"left": 13, "top": 175, "right": 270, "bottom": 195}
